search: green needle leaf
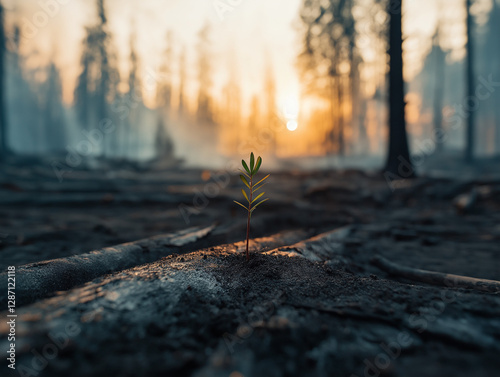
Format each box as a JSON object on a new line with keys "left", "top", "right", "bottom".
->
{"left": 254, "top": 174, "right": 270, "bottom": 187}
{"left": 234, "top": 152, "right": 270, "bottom": 261}
{"left": 251, "top": 198, "right": 269, "bottom": 212}
{"left": 250, "top": 153, "right": 255, "bottom": 174}
{"left": 234, "top": 201, "right": 248, "bottom": 211}
{"left": 240, "top": 175, "right": 250, "bottom": 189}
{"left": 242, "top": 160, "right": 250, "bottom": 174}
{"left": 255, "top": 156, "right": 262, "bottom": 173}
{"left": 238, "top": 169, "right": 250, "bottom": 178}
{"left": 251, "top": 192, "right": 265, "bottom": 204}
{"left": 241, "top": 188, "right": 249, "bottom": 203}
{"left": 253, "top": 182, "right": 267, "bottom": 193}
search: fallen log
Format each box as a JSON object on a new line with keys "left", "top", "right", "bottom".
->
{"left": 0, "top": 226, "right": 309, "bottom": 308}
{"left": 0, "top": 224, "right": 216, "bottom": 307}
{"left": 372, "top": 255, "right": 500, "bottom": 293}
{"left": 0, "top": 192, "right": 195, "bottom": 206}
{"left": 265, "top": 226, "right": 352, "bottom": 261}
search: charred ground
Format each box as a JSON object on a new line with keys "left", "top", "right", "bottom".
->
{"left": 0, "top": 166, "right": 499, "bottom": 377}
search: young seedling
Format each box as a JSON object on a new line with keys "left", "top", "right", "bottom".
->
{"left": 234, "top": 152, "right": 270, "bottom": 261}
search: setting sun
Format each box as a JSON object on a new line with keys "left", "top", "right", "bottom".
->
{"left": 286, "top": 120, "right": 298, "bottom": 131}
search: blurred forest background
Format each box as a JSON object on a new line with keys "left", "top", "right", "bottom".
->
{"left": 0, "top": 0, "right": 499, "bottom": 173}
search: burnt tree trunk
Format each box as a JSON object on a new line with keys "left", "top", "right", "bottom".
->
{"left": 433, "top": 32, "right": 445, "bottom": 154}
{"left": 337, "top": 76, "right": 345, "bottom": 157}
{"left": 465, "top": 0, "right": 475, "bottom": 162}
{"left": 0, "top": 3, "right": 7, "bottom": 160}
{"left": 385, "top": 0, "right": 415, "bottom": 178}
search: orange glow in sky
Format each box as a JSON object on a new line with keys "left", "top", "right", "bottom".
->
{"left": 5, "top": 0, "right": 489, "bottom": 116}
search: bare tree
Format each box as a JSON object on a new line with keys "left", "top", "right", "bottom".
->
{"left": 156, "top": 31, "right": 174, "bottom": 111}
{"left": 264, "top": 60, "right": 277, "bottom": 156}
{"left": 298, "top": 0, "right": 358, "bottom": 156}
{"left": 178, "top": 47, "right": 186, "bottom": 116}
{"left": 432, "top": 27, "right": 446, "bottom": 154}
{"left": 481, "top": 0, "right": 500, "bottom": 155}
{"left": 0, "top": 2, "right": 7, "bottom": 159}
{"left": 43, "top": 62, "right": 66, "bottom": 153}
{"left": 154, "top": 117, "right": 174, "bottom": 161}
{"left": 221, "top": 53, "right": 242, "bottom": 155}
{"left": 465, "top": 0, "right": 475, "bottom": 162}
{"left": 384, "top": 0, "right": 414, "bottom": 178}
{"left": 74, "top": 0, "right": 119, "bottom": 156}
{"left": 155, "top": 31, "right": 175, "bottom": 161}
{"left": 196, "top": 22, "right": 214, "bottom": 125}
{"left": 126, "top": 32, "right": 142, "bottom": 160}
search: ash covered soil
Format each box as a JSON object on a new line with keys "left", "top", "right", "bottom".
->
{"left": 1, "top": 166, "right": 500, "bottom": 376}
{"left": 2, "top": 246, "right": 500, "bottom": 377}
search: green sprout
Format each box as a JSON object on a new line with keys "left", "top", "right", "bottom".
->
{"left": 234, "top": 152, "right": 270, "bottom": 261}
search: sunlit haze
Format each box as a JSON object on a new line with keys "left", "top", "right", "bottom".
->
{"left": 2, "top": 0, "right": 498, "bottom": 162}
{"left": 6, "top": 0, "right": 481, "bottom": 109}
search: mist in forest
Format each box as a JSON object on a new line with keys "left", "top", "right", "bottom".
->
{"left": 0, "top": 0, "right": 499, "bottom": 172}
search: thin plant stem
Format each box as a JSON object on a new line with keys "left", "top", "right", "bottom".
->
{"left": 245, "top": 175, "right": 253, "bottom": 261}
{"left": 234, "top": 153, "right": 269, "bottom": 262}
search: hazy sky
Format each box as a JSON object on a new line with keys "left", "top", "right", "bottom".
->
{"left": 4, "top": 0, "right": 491, "bottom": 112}
{"left": 5, "top": 0, "right": 303, "bottom": 112}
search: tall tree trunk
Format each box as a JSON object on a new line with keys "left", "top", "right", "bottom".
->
{"left": 0, "top": 3, "right": 7, "bottom": 160}
{"left": 329, "top": 77, "right": 337, "bottom": 155}
{"left": 337, "top": 76, "right": 345, "bottom": 157}
{"left": 465, "top": 0, "right": 475, "bottom": 162}
{"left": 385, "top": 0, "right": 415, "bottom": 178}
{"left": 433, "top": 36, "right": 445, "bottom": 154}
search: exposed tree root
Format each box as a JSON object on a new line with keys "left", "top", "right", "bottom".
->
{"left": 372, "top": 255, "right": 500, "bottom": 293}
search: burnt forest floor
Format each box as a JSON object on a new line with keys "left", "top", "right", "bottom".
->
{"left": 0, "top": 166, "right": 499, "bottom": 377}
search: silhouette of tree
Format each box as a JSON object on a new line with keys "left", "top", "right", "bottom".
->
{"left": 74, "top": 35, "right": 90, "bottom": 129}
{"left": 221, "top": 53, "right": 242, "bottom": 155}
{"left": 0, "top": 3, "right": 7, "bottom": 159}
{"left": 126, "top": 32, "right": 142, "bottom": 160}
{"left": 128, "top": 34, "right": 140, "bottom": 102}
{"left": 178, "top": 47, "right": 186, "bottom": 116}
{"left": 74, "top": 0, "right": 119, "bottom": 156}
{"left": 432, "top": 27, "right": 446, "bottom": 154}
{"left": 43, "top": 62, "right": 66, "bottom": 153}
{"left": 298, "top": 0, "right": 358, "bottom": 156}
{"left": 155, "top": 31, "right": 175, "bottom": 161}
{"left": 264, "top": 60, "right": 277, "bottom": 156}
{"left": 7, "top": 23, "right": 43, "bottom": 154}
{"left": 156, "top": 31, "right": 174, "bottom": 111}
{"left": 196, "top": 22, "right": 214, "bottom": 125}
{"left": 465, "top": 0, "right": 475, "bottom": 162}
{"left": 481, "top": 0, "right": 500, "bottom": 155}
{"left": 384, "top": 0, "right": 414, "bottom": 178}
{"left": 299, "top": 0, "right": 415, "bottom": 174}
{"left": 154, "top": 117, "right": 174, "bottom": 160}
